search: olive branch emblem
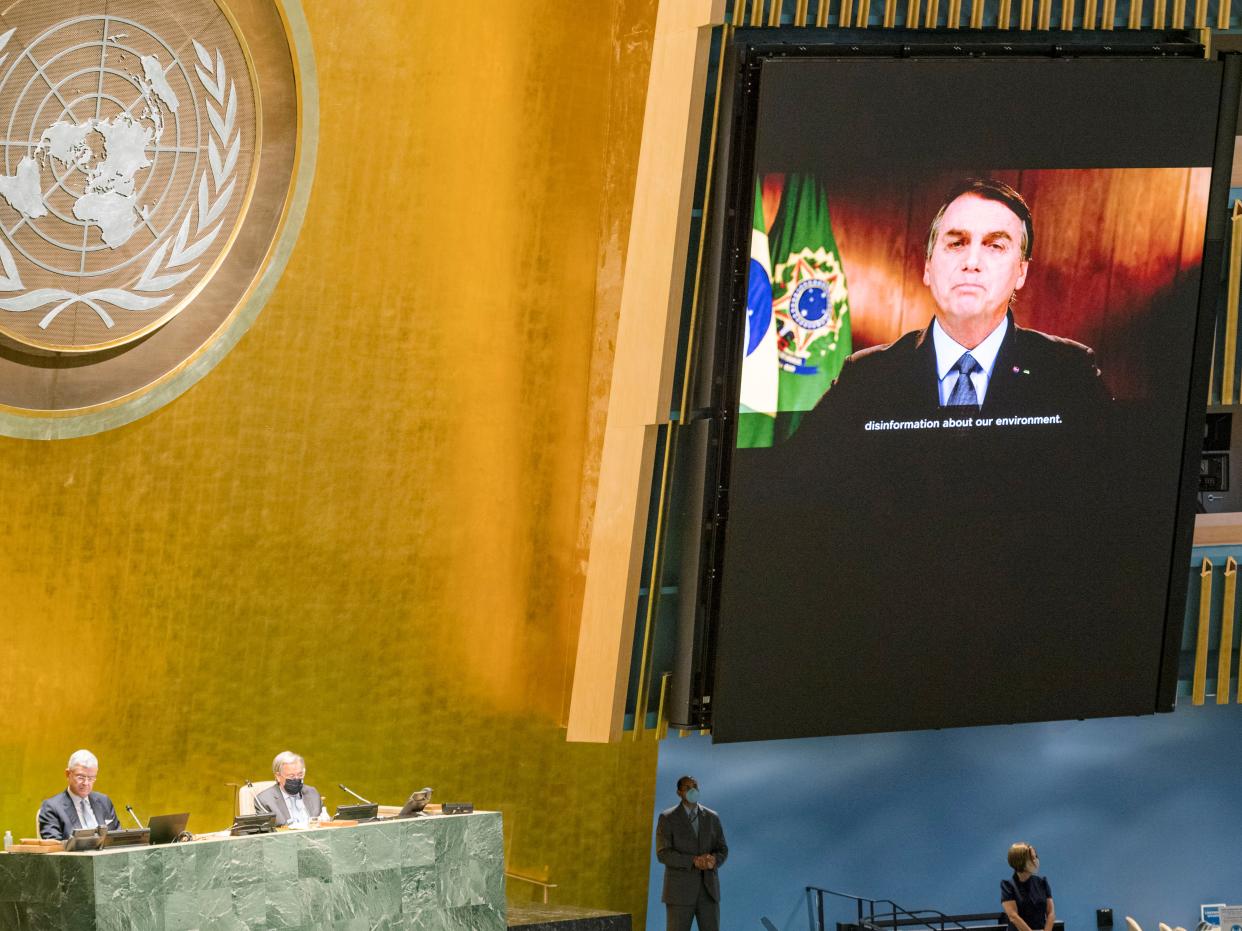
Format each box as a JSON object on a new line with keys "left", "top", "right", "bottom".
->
{"left": 0, "top": 38, "right": 238, "bottom": 331}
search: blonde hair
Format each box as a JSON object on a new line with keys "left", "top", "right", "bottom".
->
{"left": 1007, "top": 842, "right": 1036, "bottom": 871}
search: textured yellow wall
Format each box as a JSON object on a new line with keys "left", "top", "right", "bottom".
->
{"left": 0, "top": 0, "right": 660, "bottom": 921}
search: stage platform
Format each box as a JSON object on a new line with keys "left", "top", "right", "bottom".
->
{"left": 507, "top": 902, "right": 631, "bottom": 930}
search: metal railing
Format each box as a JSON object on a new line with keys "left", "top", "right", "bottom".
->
{"left": 806, "top": 887, "right": 972, "bottom": 931}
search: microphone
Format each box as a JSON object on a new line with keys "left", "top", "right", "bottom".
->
{"left": 124, "top": 804, "right": 145, "bottom": 829}
{"left": 337, "top": 783, "right": 373, "bottom": 805}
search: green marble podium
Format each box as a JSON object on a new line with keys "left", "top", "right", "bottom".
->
{"left": 0, "top": 811, "right": 505, "bottom": 930}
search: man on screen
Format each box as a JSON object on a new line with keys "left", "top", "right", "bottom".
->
{"left": 37, "top": 749, "right": 122, "bottom": 840}
{"left": 803, "top": 177, "right": 1111, "bottom": 426}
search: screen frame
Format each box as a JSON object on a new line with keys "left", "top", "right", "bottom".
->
{"left": 685, "top": 27, "right": 1238, "bottom": 736}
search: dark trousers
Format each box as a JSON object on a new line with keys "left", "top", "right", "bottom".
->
{"left": 666, "top": 883, "right": 720, "bottom": 931}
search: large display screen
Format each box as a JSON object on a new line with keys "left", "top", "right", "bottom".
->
{"left": 711, "top": 53, "right": 1235, "bottom": 741}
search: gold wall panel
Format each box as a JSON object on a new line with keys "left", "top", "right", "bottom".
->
{"left": 0, "top": 0, "right": 660, "bottom": 922}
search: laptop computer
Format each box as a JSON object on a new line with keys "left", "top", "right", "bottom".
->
{"left": 147, "top": 813, "right": 190, "bottom": 845}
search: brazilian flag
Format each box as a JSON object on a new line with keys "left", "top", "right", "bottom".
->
{"left": 768, "top": 174, "right": 852, "bottom": 444}
{"left": 737, "top": 177, "right": 779, "bottom": 448}
{"left": 736, "top": 174, "right": 852, "bottom": 447}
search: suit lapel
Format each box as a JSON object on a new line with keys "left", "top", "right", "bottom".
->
{"left": 63, "top": 790, "right": 84, "bottom": 830}
{"left": 89, "top": 794, "right": 107, "bottom": 829}
{"left": 983, "top": 313, "right": 1020, "bottom": 412}
{"left": 913, "top": 323, "right": 941, "bottom": 410}
{"left": 270, "top": 790, "right": 290, "bottom": 823}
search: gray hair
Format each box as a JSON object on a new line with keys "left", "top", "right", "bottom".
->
{"left": 272, "top": 751, "right": 305, "bottom": 776}
{"left": 67, "top": 749, "right": 98, "bottom": 770}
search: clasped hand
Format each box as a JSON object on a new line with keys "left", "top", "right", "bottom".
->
{"left": 692, "top": 854, "right": 716, "bottom": 870}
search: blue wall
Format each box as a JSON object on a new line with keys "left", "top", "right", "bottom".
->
{"left": 648, "top": 704, "right": 1242, "bottom": 931}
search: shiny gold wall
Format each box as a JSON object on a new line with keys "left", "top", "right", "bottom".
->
{"left": 0, "top": 0, "right": 660, "bottom": 921}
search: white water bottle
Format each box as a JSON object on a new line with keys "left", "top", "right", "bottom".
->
{"left": 3, "top": 830, "right": 12, "bottom": 851}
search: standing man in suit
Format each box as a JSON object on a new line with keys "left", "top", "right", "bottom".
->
{"left": 37, "top": 749, "right": 122, "bottom": 840}
{"left": 254, "top": 751, "right": 324, "bottom": 826}
{"left": 656, "top": 775, "right": 728, "bottom": 931}
{"left": 798, "top": 177, "right": 1110, "bottom": 430}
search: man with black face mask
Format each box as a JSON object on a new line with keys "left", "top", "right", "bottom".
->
{"left": 254, "top": 751, "right": 324, "bottom": 826}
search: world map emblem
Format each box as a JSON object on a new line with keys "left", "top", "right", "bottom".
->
{"left": 0, "top": 0, "right": 314, "bottom": 436}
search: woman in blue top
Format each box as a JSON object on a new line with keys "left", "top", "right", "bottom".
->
{"left": 1001, "top": 843, "right": 1055, "bottom": 931}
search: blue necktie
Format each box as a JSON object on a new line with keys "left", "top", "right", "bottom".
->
{"left": 947, "top": 352, "right": 982, "bottom": 407}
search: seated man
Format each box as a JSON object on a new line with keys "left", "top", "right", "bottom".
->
{"left": 254, "top": 751, "right": 323, "bottom": 826}
{"left": 37, "top": 749, "right": 121, "bottom": 841}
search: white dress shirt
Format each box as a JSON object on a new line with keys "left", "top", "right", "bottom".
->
{"left": 283, "top": 790, "right": 309, "bottom": 826}
{"left": 932, "top": 315, "right": 1009, "bottom": 407}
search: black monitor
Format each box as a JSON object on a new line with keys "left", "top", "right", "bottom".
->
{"left": 334, "top": 803, "right": 379, "bottom": 821}
{"left": 691, "top": 30, "right": 1241, "bottom": 741}
{"left": 396, "top": 787, "right": 433, "bottom": 819}
{"left": 230, "top": 812, "right": 276, "bottom": 836}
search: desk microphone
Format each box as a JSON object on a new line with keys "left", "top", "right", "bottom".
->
{"left": 124, "top": 805, "right": 145, "bottom": 830}
{"left": 338, "top": 784, "right": 373, "bottom": 805}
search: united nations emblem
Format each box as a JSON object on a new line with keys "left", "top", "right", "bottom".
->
{"left": 0, "top": 0, "right": 314, "bottom": 437}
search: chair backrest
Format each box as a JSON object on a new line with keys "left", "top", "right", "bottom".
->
{"left": 237, "top": 781, "right": 277, "bottom": 816}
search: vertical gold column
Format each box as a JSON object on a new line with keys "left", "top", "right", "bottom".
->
{"left": 1219, "top": 0, "right": 1232, "bottom": 28}
{"left": 841, "top": 0, "right": 855, "bottom": 25}
{"left": 1037, "top": 0, "right": 1052, "bottom": 28}
{"left": 1100, "top": 0, "right": 1116, "bottom": 28}
{"left": 884, "top": 0, "right": 898, "bottom": 27}
{"left": 796, "top": 0, "right": 810, "bottom": 23}
{"left": 1151, "top": 0, "right": 1166, "bottom": 25}
{"left": 569, "top": 0, "right": 727, "bottom": 743}
{"left": 925, "top": 0, "right": 941, "bottom": 26}
{"left": 1127, "top": 0, "right": 1142, "bottom": 28}
{"left": 1082, "top": 0, "right": 1097, "bottom": 27}
{"left": 1170, "top": 0, "right": 1186, "bottom": 27}
{"left": 1223, "top": 202, "right": 1242, "bottom": 404}
{"left": 769, "top": 0, "right": 783, "bottom": 25}
{"left": 970, "top": 0, "right": 985, "bottom": 27}
{"left": 655, "top": 673, "right": 672, "bottom": 740}
{"left": 1194, "top": 0, "right": 1207, "bottom": 27}
{"left": 751, "top": 0, "right": 765, "bottom": 25}
{"left": 1193, "top": 558, "right": 1213, "bottom": 706}
{"left": 908, "top": 0, "right": 924, "bottom": 25}
{"left": 817, "top": 0, "right": 832, "bottom": 23}
{"left": 1061, "top": 0, "right": 1076, "bottom": 28}
{"left": 856, "top": 0, "right": 871, "bottom": 28}
{"left": 733, "top": 1, "right": 748, "bottom": 25}
{"left": 948, "top": 0, "right": 962, "bottom": 26}
{"left": 1020, "top": 0, "right": 1034, "bottom": 29}
{"left": 1217, "top": 558, "right": 1237, "bottom": 704}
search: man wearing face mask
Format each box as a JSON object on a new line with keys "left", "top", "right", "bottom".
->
{"left": 1002, "top": 842, "right": 1055, "bottom": 931}
{"left": 254, "top": 751, "right": 324, "bottom": 827}
{"left": 655, "top": 775, "right": 729, "bottom": 931}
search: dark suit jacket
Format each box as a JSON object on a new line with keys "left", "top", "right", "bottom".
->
{"left": 805, "top": 313, "right": 1111, "bottom": 428}
{"left": 253, "top": 783, "right": 323, "bottom": 826}
{"left": 655, "top": 803, "right": 728, "bottom": 905}
{"left": 37, "top": 789, "right": 121, "bottom": 840}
